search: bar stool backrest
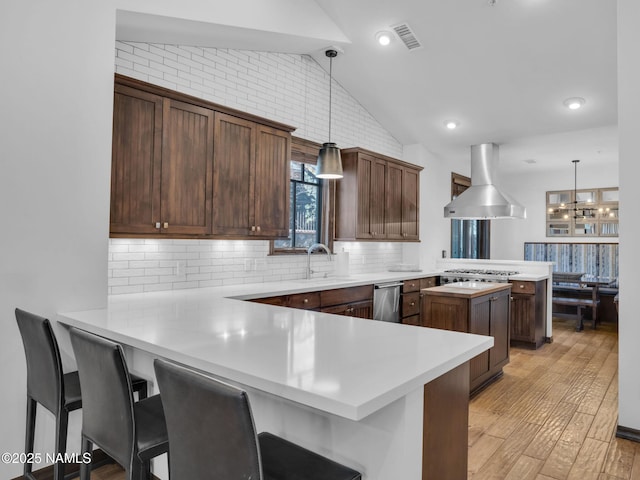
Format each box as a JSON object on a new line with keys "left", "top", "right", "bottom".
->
{"left": 15, "top": 308, "right": 64, "bottom": 414}
{"left": 70, "top": 328, "right": 135, "bottom": 469}
{"left": 154, "top": 358, "right": 263, "bottom": 480}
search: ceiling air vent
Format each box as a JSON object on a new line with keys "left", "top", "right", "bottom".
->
{"left": 392, "top": 22, "right": 422, "bottom": 51}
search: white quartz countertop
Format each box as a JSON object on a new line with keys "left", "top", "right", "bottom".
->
{"left": 58, "top": 272, "right": 492, "bottom": 421}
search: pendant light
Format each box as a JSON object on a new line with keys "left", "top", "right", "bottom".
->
{"left": 572, "top": 159, "right": 586, "bottom": 221}
{"left": 316, "top": 49, "right": 343, "bottom": 179}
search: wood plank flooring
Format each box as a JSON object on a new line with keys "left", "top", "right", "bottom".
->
{"left": 59, "top": 317, "right": 634, "bottom": 480}
{"left": 469, "top": 316, "right": 638, "bottom": 480}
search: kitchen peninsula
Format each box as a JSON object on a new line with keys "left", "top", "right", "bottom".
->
{"left": 58, "top": 274, "right": 493, "bottom": 480}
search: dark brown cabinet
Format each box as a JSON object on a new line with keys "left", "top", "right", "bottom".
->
{"left": 160, "top": 99, "right": 214, "bottom": 235}
{"left": 111, "top": 90, "right": 213, "bottom": 236}
{"left": 422, "top": 285, "right": 511, "bottom": 394}
{"left": 320, "top": 285, "right": 374, "bottom": 319}
{"left": 110, "top": 74, "right": 293, "bottom": 239}
{"left": 251, "top": 292, "right": 321, "bottom": 310}
{"left": 400, "top": 276, "right": 437, "bottom": 326}
{"left": 334, "top": 148, "right": 422, "bottom": 242}
{"left": 250, "top": 285, "right": 374, "bottom": 319}
{"left": 212, "top": 113, "right": 289, "bottom": 237}
{"left": 509, "top": 279, "right": 547, "bottom": 348}
{"left": 110, "top": 84, "right": 163, "bottom": 235}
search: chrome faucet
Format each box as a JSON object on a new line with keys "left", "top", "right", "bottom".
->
{"left": 306, "top": 243, "right": 332, "bottom": 279}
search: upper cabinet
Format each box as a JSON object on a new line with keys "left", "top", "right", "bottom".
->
{"left": 334, "top": 148, "right": 422, "bottom": 241}
{"left": 212, "top": 112, "right": 289, "bottom": 237}
{"left": 110, "top": 75, "right": 294, "bottom": 239}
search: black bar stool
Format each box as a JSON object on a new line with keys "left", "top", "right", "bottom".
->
{"left": 69, "top": 328, "right": 168, "bottom": 480}
{"left": 154, "top": 358, "right": 362, "bottom": 480}
{"left": 15, "top": 309, "right": 148, "bottom": 480}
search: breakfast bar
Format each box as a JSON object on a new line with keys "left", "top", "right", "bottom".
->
{"left": 58, "top": 285, "right": 492, "bottom": 480}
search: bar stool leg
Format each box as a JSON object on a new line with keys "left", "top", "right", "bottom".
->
{"left": 53, "top": 409, "right": 68, "bottom": 480}
{"left": 24, "top": 397, "right": 37, "bottom": 478}
{"left": 79, "top": 437, "right": 92, "bottom": 480}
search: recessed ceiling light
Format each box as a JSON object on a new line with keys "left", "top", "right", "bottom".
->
{"left": 563, "top": 97, "right": 586, "bottom": 110}
{"left": 375, "top": 31, "right": 393, "bottom": 46}
{"left": 445, "top": 120, "right": 459, "bottom": 130}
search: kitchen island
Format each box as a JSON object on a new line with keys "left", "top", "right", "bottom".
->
{"left": 422, "top": 282, "right": 512, "bottom": 394}
{"left": 58, "top": 281, "right": 492, "bottom": 480}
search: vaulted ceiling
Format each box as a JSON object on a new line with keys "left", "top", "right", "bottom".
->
{"left": 117, "top": 0, "right": 618, "bottom": 174}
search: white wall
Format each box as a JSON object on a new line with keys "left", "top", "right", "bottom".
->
{"left": 617, "top": 0, "right": 640, "bottom": 434}
{"left": 402, "top": 144, "right": 469, "bottom": 269}
{"left": 493, "top": 162, "right": 619, "bottom": 260}
{"left": 0, "top": 2, "right": 117, "bottom": 477}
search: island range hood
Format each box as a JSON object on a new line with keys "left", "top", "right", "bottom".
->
{"left": 444, "top": 143, "right": 526, "bottom": 219}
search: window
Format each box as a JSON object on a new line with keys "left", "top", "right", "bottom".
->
{"left": 273, "top": 161, "right": 322, "bottom": 251}
{"left": 272, "top": 137, "right": 324, "bottom": 253}
{"left": 450, "top": 173, "right": 490, "bottom": 259}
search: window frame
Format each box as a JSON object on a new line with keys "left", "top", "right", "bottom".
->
{"left": 270, "top": 137, "right": 329, "bottom": 255}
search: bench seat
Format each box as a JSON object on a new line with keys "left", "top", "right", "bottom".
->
{"left": 552, "top": 296, "right": 600, "bottom": 331}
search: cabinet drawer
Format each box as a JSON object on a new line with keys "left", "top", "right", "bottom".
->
{"left": 321, "top": 285, "right": 373, "bottom": 307}
{"left": 402, "top": 292, "right": 420, "bottom": 317}
{"left": 403, "top": 278, "right": 422, "bottom": 293}
{"left": 420, "top": 277, "right": 437, "bottom": 289}
{"left": 510, "top": 281, "right": 535, "bottom": 294}
{"left": 252, "top": 292, "right": 320, "bottom": 310}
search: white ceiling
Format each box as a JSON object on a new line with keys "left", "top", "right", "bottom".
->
{"left": 117, "top": 0, "right": 618, "bottom": 174}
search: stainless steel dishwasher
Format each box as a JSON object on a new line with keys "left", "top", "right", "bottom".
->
{"left": 373, "top": 282, "right": 403, "bottom": 322}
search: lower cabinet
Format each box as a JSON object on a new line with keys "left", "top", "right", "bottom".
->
{"left": 251, "top": 292, "right": 320, "bottom": 310}
{"left": 509, "top": 280, "right": 547, "bottom": 349}
{"left": 401, "top": 276, "right": 438, "bottom": 326}
{"left": 250, "top": 285, "right": 374, "bottom": 319}
{"left": 422, "top": 286, "right": 511, "bottom": 395}
{"left": 320, "top": 285, "right": 374, "bottom": 319}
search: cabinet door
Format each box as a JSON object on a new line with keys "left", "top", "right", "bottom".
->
{"left": 110, "top": 85, "right": 163, "bottom": 235}
{"left": 253, "top": 125, "right": 290, "bottom": 237}
{"left": 422, "top": 295, "right": 468, "bottom": 332}
{"left": 386, "top": 162, "right": 404, "bottom": 240}
{"left": 469, "top": 297, "right": 491, "bottom": 384}
{"left": 370, "top": 158, "right": 387, "bottom": 239}
{"left": 402, "top": 167, "right": 420, "bottom": 240}
{"left": 161, "top": 98, "right": 213, "bottom": 235}
{"left": 489, "top": 292, "right": 510, "bottom": 370}
{"left": 321, "top": 300, "right": 373, "bottom": 319}
{"left": 355, "top": 155, "right": 373, "bottom": 238}
{"left": 510, "top": 293, "right": 535, "bottom": 342}
{"left": 212, "top": 112, "right": 255, "bottom": 236}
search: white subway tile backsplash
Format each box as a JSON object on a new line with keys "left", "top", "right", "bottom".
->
{"left": 108, "top": 238, "right": 403, "bottom": 295}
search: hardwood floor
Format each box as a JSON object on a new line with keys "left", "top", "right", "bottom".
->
{"left": 469, "top": 316, "right": 637, "bottom": 480}
{"left": 55, "top": 317, "right": 635, "bottom": 480}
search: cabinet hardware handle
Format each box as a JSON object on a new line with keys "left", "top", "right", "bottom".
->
{"left": 519, "top": 285, "right": 525, "bottom": 289}
{"left": 411, "top": 283, "right": 416, "bottom": 287}
{"left": 410, "top": 302, "right": 415, "bottom": 306}
{"left": 251, "top": 226, "right": 256, "bottom": 232}
{"left": 155, "top": 222, "right": 161, "bottom": 229}
{"left": 303, "top": 298, "right": 309, "bottom": 303}
{"left": 257, "top": 226, "right": 261, "bottom": 232}
{"left": 163, "top": 222, "right": 169, "bottom": 229}
{"left": 490, "top": 296, "right": 499, "bottom": 301}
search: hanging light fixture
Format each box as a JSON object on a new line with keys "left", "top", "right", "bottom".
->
{"left": 316, "top": 49, "right": 343, "bottom": 179}
{"left": 571, "top": 159, "right": 587, "bottom": 222}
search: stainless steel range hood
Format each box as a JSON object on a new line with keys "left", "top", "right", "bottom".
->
{"left": 444, "top": 143, "right": 526, "bottom": 219}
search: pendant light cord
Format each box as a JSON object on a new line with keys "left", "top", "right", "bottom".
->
{"left": 325, "top": 49, "right": 338, "bottom": 144}
{"left": 328, "top": 54, "right": 333, "bottom": 143}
